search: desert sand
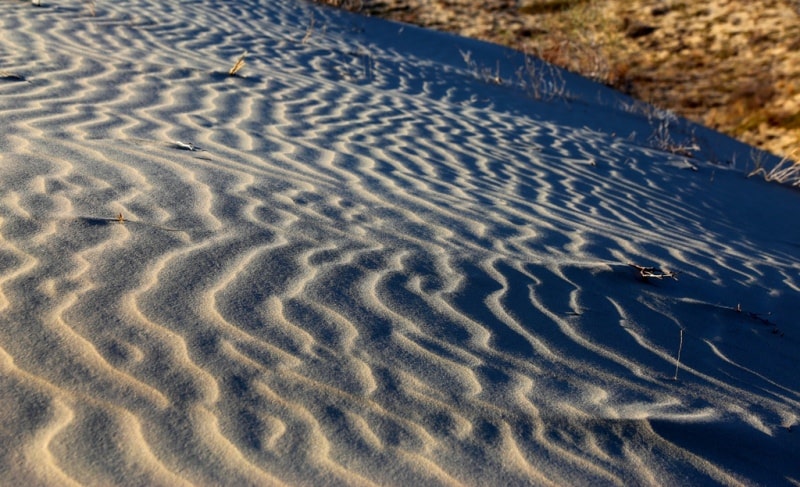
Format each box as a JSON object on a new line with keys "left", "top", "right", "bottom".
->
{"left": 0, "top": 1, "right": 798, "bottom": 485}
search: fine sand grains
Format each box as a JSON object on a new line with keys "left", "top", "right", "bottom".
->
{"left": 0, "top": 0, "right": 798, "bottom": 486}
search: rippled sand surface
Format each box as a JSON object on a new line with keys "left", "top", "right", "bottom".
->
{"left": 0, "top": 1, "right": 798, "bottom": 485}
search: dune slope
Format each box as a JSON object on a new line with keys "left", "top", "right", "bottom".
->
{"left": 0, "top": 1, "right": 798, "bottom": 485}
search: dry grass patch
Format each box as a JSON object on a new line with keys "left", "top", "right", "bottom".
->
{"left": 322, "top": 0, "right": 800, "bottom": 163}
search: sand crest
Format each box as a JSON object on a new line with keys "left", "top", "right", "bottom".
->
{"left": 0, "top": 0, "right": 798, "bottom": 485}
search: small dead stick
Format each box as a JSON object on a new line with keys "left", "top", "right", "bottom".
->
{"left": 629, "top": 263, "right": 679, "bottom": 281}
{"left": 673, "top": 328, "right": 684, "bottom": 380}
{"left": 173, "top": 141, "right": 203, "bottom": 151}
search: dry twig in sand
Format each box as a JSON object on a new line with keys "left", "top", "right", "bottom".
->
{"left": 629, "top": 263, "right": 679, "bottom": 281}
{"left": 0, "top": 71, "right": 28, "bottom": 82}
{"left": 673, "top": 328, "right": 684, "bottom": 380}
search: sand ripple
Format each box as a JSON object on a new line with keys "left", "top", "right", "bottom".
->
{"left": 0, "top": 0, "right": 798, "bottom": 485}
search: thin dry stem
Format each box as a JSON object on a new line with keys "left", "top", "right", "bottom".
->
{"left": 673, "top": 328, "right": 684, "bottom": 380}
{"left": 303, "top": 13, "right": 315, "bottom": 44}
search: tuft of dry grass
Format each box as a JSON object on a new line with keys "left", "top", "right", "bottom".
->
{"left": 228, "top": 51, "right": 247, "bottom": 77}
{"left": 648, "top": 118, "right": 699, "bottom": 158}
{"left": 748, "top": 150, "right": 800, "bottom": 188}
{"left": 516, "top": 51, "right": 568, "bottom": 101}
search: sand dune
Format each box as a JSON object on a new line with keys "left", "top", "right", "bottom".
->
{"left": 1, "top": 0, "right": 798, "bottom": 485}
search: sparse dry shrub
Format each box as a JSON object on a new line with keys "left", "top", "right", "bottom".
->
{"left": 515, "top": 52, "right": 568, "bottom": 101}
{"left": 459, "top": 50, "right": 503, "bottom": 85}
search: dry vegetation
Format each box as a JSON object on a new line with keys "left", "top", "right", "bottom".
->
{"left": 317, "top": 0, "right": 800, "bottom": 163}
{"left": 749, "top": 150, "right": 800, "bottom": 188}
{"left": 228, "top": 51, "right": 247, "bottom": 77}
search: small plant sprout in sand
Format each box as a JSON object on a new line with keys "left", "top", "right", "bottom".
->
{"left": 228, "top": 51, "right": 247, "bottom": 77}
{"left": 116, "top": 212, "right": 126, "bottom": 224}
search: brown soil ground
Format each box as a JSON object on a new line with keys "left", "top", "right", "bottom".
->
{"left": 321, "top": 0, "right": 800, "bottom": 163}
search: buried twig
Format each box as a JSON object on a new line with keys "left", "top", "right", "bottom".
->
{"left": 173, "top": 141, "right": 203, "bottom": 151}
{"left": 730, "top": 304, "right": 784, "bottom": 337}
{"left": 629, "top": 263, "right": 679, "bottom": 281}
{"left": 735, "top": 303, "right": 779, "bottom": 329}
{"left": 0, "top": 71, "right": 29, "bottom": 82}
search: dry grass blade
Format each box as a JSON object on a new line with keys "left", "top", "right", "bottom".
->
{"left": 228, "top": 51, "right": 247, "bottom": 76}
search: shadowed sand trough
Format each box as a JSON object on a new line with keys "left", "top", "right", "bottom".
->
{"left": 0, "top": 1, "right": 798, "bottom": 485}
